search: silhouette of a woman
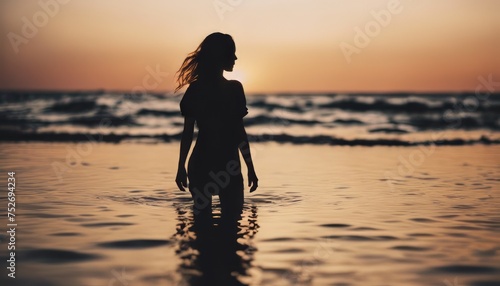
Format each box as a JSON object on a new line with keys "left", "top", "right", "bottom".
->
{"left": 175, "top": 32, "right": 258, "bottom": 217}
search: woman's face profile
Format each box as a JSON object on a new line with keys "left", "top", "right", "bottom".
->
{"left": 221, "top": 42, "right": 237, "bottom": 72}
{"left": 223, "top": 52, "right": 237, "bottom": 72}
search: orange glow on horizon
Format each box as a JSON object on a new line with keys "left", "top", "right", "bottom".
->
{"left": 0, "top": 0, "right": 499, "bottom": 93}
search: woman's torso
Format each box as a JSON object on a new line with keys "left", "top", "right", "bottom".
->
{"left": 187, "top": 79, "right": 243, "bottom": 166}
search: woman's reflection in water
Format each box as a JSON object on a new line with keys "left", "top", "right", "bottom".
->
{"left": 172, "top": 200, "right": 259, "bottom": 286}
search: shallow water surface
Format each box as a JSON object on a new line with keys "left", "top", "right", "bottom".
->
{"left": 0, "top": 143, "right": 499, "bottom": 286}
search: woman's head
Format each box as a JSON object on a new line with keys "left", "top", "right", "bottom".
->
{"left": 175, "top": 32, "right": 237, "bottom": 92}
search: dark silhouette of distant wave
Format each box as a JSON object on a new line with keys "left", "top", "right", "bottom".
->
{"left": 1, "top": 130, "right": 498, "bottom": 146}
{"left": 1, "top": 91, "right": 499, "bottom": 145}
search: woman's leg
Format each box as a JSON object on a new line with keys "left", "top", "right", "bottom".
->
{"left": 189, "top": 186, "right": 212, "bottom": 216}
{"left": 219, "top": 187, "right": 244, "bottom": 221}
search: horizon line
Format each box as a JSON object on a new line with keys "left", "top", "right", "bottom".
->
{"left": 0, "top": 88, "right": 498, "bottom": 96}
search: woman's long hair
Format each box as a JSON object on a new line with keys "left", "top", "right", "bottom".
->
{"left": 175, "top": 32, "right": 235, "bottom": 93}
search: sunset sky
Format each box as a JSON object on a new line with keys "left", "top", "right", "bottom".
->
{"left": 1, "top": 0, "right": 499, "bottom": 93}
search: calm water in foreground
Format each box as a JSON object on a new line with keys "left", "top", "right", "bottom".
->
{"left": 0, "top": 142, "right": 499, "bottom": 286}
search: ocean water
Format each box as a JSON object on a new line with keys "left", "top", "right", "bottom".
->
{"left": 0, "top": 92, "right": 499, "bottom": 285}
{"left": 1, "top": 91, "right": 499, "bottom": 145}
{"left": 0, "top": 142, "right": 499, "bottom": 286}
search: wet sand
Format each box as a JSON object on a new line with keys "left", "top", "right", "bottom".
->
{"left": 0, "top": 142, "right": 499, "bottom": 286}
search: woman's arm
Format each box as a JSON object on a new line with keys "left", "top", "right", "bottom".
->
{"left": 232, "top": 80, "right": 258, "bottom": 192}
{"left": 176, "top": 116, "right": 195, "bottom": 191}
{"left": 238, "top": 120, "right": 258, "bottom": 192}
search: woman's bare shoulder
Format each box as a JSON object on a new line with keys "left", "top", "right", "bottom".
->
{"left": 184, "top": 80, "right": 201, "bottom": 95}
{"left": 227, "top": 80, "right": 244, "bottom": 94}
{"left": 227, "top": 79, "right": 243, "bottom": 87}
